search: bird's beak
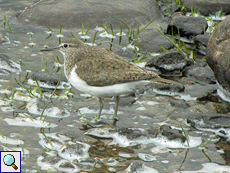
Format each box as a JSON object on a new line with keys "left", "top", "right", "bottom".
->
{"left": 40, "top": 46, "right": 60, "bottom": 52}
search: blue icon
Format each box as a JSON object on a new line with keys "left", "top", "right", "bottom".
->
{"left": 3, "top": 154, "right": 18, "bottom": 170}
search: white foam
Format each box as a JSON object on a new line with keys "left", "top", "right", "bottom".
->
{"left": 4, "top": 116, "right": 57, "bottom": 128}
{"left": 216, "top": 82, "right": 230, "bottom": 103}
{"left": 125, "top": 162, "right": 159, "bottom": 173}
{"left": 0, "top": 135, "right": 24, "bottom": 145}
{"left": 99, "top": 32, "right": 116, "bottom": 38}
{"left": 27, "top": 78, "right": 71, "bottom": 90}
{"left": 116, "top": 32, "right": 126, "bottom": 36}
{"left": 27, "top": 99, "right": 70, "bottom": 118}
{"left": 85, "top": 127, "right": 202, "bottom": 148}
{"left": 180, "top": 163, "right": 230, "bottom": 173}
{"left": 80, "top": 35, "right": 90, "bottom": 39}
{"left": 138, "top": 153, "right": 156, "bottom": 162}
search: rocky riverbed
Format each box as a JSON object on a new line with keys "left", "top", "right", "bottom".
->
{"left": 1, "top": 0, "right": 230, "bottom": 172}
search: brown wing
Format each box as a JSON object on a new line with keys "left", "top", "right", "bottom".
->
{"left": 75, "top": 47, "right": 159, "bottom": 86}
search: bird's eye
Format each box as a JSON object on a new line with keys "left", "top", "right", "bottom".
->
{"left": 63, "top": 44, "right": 68, "bottom": 48}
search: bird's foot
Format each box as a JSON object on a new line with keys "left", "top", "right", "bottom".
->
{"left": 91, "top": 117, "right": 101, "bottom": 123}
{"left": 112, "top": 115, "right": 119, "bottom": 121}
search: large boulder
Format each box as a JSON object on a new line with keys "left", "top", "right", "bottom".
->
{"left": 206, "top": 15, "right": 230, "bottom": 101}
{"left": 181, "top": 0, "right": 230, "bottom": 16}
{"left": 17, "top": 0, "right": 163, "bottom": 29}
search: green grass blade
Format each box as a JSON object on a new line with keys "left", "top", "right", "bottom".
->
{"left": 159, "top": 45, "right": 170, "bottom": 53}
{"left": 86, "top": 25, "right": 92, "bottom": 35}
{"left": 92, "top": 31, "right": 98, "bottom": 45}
{"left": 40, "top": 102, "right": 50, "bottom": 120}
{"left": 50, "top": 73, "right": 62, "bottom": 99}
{"left": 110, "top": 24, "right": 114, "bottom": 36}
{"left": 158, "top": 29, "right": 186, "bottom": 57}
{"left": 201, "top": 135, "right": 218, "bottom": 148}
{"left": 59, "top": 25, "right": 62, "bottom": 35}
{"left": 180, "top": 125, "right": 189, "bottom": 147}
{"left": 138, "top": 17, "right": 156, "bottom": 35}
{"left": 42, "top": 132, "right": 53, "bottom": 148}
{"left": 135, "top": 53, "right": 147, "bottom": 63}
{"left": 81, "top": 22, "right": 84, "bottom": 34}
{"left": 34, "top": 78, "right": 43, "bottom": 97}
{"left": 7, "top": 21, "right": 12, "bottom": 32}
{"left": 111, "top": 16, "right": 130, "bottom": 33}
{"left": 3, "top": 82, "right": 11, "bottom": 91}
{"left": 46, "top": 25, "right": 53, "bottom": 33}
{"left": 100, "top": 24, "right": 109, "bottom": 34}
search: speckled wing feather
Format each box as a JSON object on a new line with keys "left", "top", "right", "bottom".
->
{"left": 75, "top": 47, "right": 160, "bottom": 86}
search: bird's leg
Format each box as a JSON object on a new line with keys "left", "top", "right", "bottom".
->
{"left": 97, "top": 97, "right": 103, "bottom": 119}
{"left": 112, "top": 96, "right": 120, "bottom": 121}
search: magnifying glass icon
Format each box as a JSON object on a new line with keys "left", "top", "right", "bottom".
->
{"left": 3, "top": 154, "right": 18, "bottom": 170}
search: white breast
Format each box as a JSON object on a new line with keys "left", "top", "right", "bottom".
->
{"left": 67, "top": 65, "right": 149, "bottom": 97}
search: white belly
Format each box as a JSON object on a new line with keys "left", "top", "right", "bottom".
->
{"left": 67, "top": 65, "right": 149, "bottom": 97}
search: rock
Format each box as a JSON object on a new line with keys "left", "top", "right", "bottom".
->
{"left": 17, "top": 0, "right": 163, "bottom": 29}
{"left": 159, "top": 125, "right": 186, "bottom": 142}
{"left": 206, "top": 15, "right": 230, "bottom": 101}
{"left": 182, "top": 0, "right": 230, "bottom": 16}
{"left": 118, "top": 128, "right": 148, "bottom": 140}
{"left": 146, "top": 79, "right": 185, "bottom": 93}
{"left": 29, "top": 71, "right": 69, "bottom": 89}
{"left": 60, "top": 142, "right": 90, "bottom": 160}
{"left": 59, "top": 162, "right": 75, "bottom": 169}
{"left": 166, "top": 16, "right": 208, "bottom": 39}
{"left": 0, "top": 34, "right": 8, "bottom": 45}
{"left": 184, "top": 65, "right": 216, "bottom": 84}
{"left": 170, "top": 99, "right": 188, "bottom": 108}
{"left": 135, "top": 27, "right": 175, "bottom": 52}
{"left": 187, "top": 113, "right": 230, "bottom": 129}
{"left": 0, "top": 54, "right": 21, "bottom": 74}
{"left": 145, "top": 52, "right": 193, "bottom": 76}
{"left": 194, "top": 35, "right": 210, "bottom": 55}
{"left": 128, "top": 162, "right": 159, "bottom": 173}
{"left": 196, "top": 92, "right": 219, "bottom": 102}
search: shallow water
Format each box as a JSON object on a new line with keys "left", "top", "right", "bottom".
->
{"left": 0, "top": 1, "right": 230, "bottom": 173}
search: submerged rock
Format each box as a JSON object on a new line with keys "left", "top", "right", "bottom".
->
{"left": 187, "top": 113, "right": 230, "bottom": 129}
{"left": 194, "top": 35, "right": 210, "bottom": 55}
{"left": 0, "top": 54, "right": 21, "bottom": 74}
{"left": 17, "top": 0, "right": 163, "bottom": 29}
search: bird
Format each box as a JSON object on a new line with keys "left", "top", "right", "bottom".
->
{"left": 41, "top": 38, "right": 173, "bottom": 121}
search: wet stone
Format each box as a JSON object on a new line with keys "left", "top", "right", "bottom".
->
{"left": 138, "top": 153, "right": 156, "bottom": 162}
{"left": 60, "top": 142, "right": 89, "bottom": 159}
{"left": 59, "top": 161, "right": 75, "bottom": 169}
{"left": 134, "top": 27, "right": 174, "bottom": 52}
{"left": 118, "top": 128, "right": 148, "bottom": 140}
{"left": 30, "top": 71, "right": 69, "bottom": 89}
{"left": 0, "top": 34, "right": 8, "bottom": 45}
{"left": 146, "top": 79, "right": 185, "bottom": 93}
{"left": 182, "top": 0, "right": 230, "bottom": 16}
{"left": 194, "top": 35, "right": 210, "bottom": 55}
{"left": 196, "top": 92, "right": 219, "bottom": 102}
{"left": 204, "top": 102, "right": 229, "bottom": 114}
{"left": 206, "top": 15, "right": 230, "bottom": 100}
{"left": 170, "top": 99, "right": 188, "bottom": 108}
{"left": 159, "top": 125, "right": 186, "bottom": 142}
{"left": 187, "top": 113, "right": 230, "bottom": 129}
{"left": 184, "top": 65, "right": 216, "bottom": 84}
{"left": 167, "top": 16, "right": 208, "bottom": 39}
{"left": 17, "top": 0, "right": 163, "bottom": 29}
{"left": 127, "top": 162, "right": 159, "bottom": 173}
{"left": 0, "top": 54, "right": 21, "bottom": 74}
{"left": 145, "top": 52, "right": 193, "bottom": 77}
